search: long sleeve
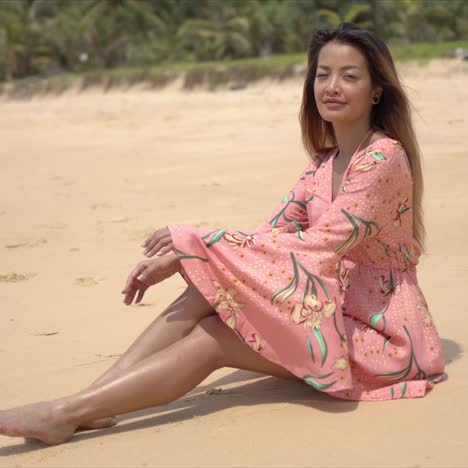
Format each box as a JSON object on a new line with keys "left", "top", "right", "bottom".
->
{"left": 252, "top": 161, "right": 316, "bottom": 235}
{"left": 167, "top": 139, "right": 414, "bottom": 395}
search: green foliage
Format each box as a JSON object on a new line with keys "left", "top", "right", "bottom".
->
{"left": 0, "top": 0, "right": 467, "bottom": 82}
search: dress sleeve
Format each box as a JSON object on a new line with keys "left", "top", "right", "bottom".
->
{"left": 251, "top": 161, "right": 315, "bottom": 235}
{"left": 167, "top": 140, "right": 411, "bottom": 394}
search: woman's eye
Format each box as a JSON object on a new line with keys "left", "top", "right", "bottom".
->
{"left": 316, "top": 74, "right": 356, "bottom": 79}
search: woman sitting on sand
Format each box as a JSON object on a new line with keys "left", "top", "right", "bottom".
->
{"left": 0, "top": 22, "right": 445, "bottom": 445}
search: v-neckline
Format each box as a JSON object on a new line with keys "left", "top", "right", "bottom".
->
{"left": 328, "top": 136, "right": 391, "bottom": 203}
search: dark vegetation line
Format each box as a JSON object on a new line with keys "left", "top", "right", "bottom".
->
{"left": 0, "top": 0, "right": 467, "bottom": 97}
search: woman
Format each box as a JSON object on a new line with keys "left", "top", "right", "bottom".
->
{"left": 0, "top": 22, "right": 445, "bottom": 445}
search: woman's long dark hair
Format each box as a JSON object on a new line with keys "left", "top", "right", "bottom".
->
{"left": 299, "top": 22, "right": 426, "bottom": 252}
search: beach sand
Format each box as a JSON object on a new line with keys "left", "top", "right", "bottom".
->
{"left": 0, "top": 58, "right": 467, "bottom": 467}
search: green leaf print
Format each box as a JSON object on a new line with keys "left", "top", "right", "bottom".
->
{"left": 399, "top": 381, "right": 407, "bottom": 397}
{"left": 174, "top": 248, "right": 209, "bottom": 262}
{"left": 333, "top": 313, "right": 346, "bottom": 342}
{"left": 291, "top": 219, "right": 304, "bottom": 234}
{"left": 374, "top": 325, "right": 427, "bottom": 381}
{"left": 427, "top": 372, "right": 445, "bottom": 383}
{"left": 306, "top": 335, "right": 315, "bottom": 363}
{"left": 272, "top": 252, "right": 332, "bottom": 304}
{"left": 370, "top": 150, "right": 386, "bottom": 161}
{"left": 298, "top": 260, "right": 330, "bottom": 300}
{"left": 398, "top": 243, "right": 412, "bottom": 266}
{"left": 377, "top": 239, "right": 393, "bottom": 257}
{"left": 312, "top": 328, "right": 328, "bottom": 367}
{"left": 201, "top": 229, "right": 227, "bottom": 247}
{"left": 383, "top": 335, "right": 392, "bottom": 352}
{"left": 370, "top": 277, "right": 394, "bottom": 333}
{"left": 268, "top": 190, "right": 306, "bottom": 231}
{"left": 335, "top": 209, "right": 380, "bottom": 254}
{"left": 303, "top": 375, "right": 337, "bottom": 391}
{"left": 303, "top": 278, "right": 311, "bottom": 302}
{"left": 271, "top": 252, "right": 300, "bottom": 304}
{"left": 369, "top": 311, "right": 387, "bottom": 331}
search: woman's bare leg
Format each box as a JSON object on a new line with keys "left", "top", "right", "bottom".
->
{"left": 0, "top": 315, "right": 298, "bottom": 445}
{"left": 80, "top": 282, "right": 215, "bottom": 429}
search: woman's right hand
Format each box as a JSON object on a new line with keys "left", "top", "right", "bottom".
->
{"left": 141, "top": 226, "right": 174, "bottom": 258}
{"left": 121, "top": 252, "right": 181, "bottom": 305}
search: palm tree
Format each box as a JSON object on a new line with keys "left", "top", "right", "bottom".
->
{"left": 80, "top": 0, "right": 163, "bottom": 68}
{"left": 176, "top": 1, "right": 252, "bottom": 61}
{"left": 316, "top": 0, "right": 373, "bottom": 30}
{"left": 0, "top": 0, "right": 53, "bottom": 80}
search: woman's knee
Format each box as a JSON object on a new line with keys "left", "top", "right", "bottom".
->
{"left": 189, "top": 315, "right": 231, "bottom": 367}
{"left": 192, "top": 316, "right": 300, "bottom": 381}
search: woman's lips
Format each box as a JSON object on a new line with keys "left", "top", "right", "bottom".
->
{"left": 324, "top": 101, "right": 346, "bottom": 109}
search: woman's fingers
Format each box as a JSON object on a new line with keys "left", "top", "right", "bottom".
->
{"left": 123, "top": 285, "right": 138, "bottom": 305}
{"left": 144, "top": 234, "right": 170, "bottom": 255}
{"left": 124, "top": 283, "right": 144, "bottom": 305}
{"left": 122, "top": 263, "right": 147, "bottom": 294}
{"left": 142, "top": 232, "right": 156, "bottom": 249}
{"left": 135, "top": 286, "right": 147, "bottom": 304}
{"left": 142, "top": 230, "right": 163, "bottom": 250}
{"left": 155, "top": 245, "right": 173, "bottom": 256}
{"left": 142, "top": 227, "right": 171, "bottom": 254}
{"left": 144, "top": 240, "right": 174, "bottom": 258}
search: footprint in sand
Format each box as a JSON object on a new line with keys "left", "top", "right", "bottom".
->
{"left": 201, "top": 181, "right": 222, "bottom": 188}
{"left": 33, "top": 223, "right": 67, "bottom": 230}
{"left": 90, "top": 202, "right": 113, "bottom": 210}
{"left": 4, "top": 239, "right": 48, "bottom": 249}
{"left": 97, "top": 216, "right": 134, "bottom": 225}
{"left": 50, "top": 175, "right": 74, "bottom": 185}
{"left": 0, "top": 272, "right": 36, "bottom": 283}
{"left": 73, "top": 276, "right": 102, "bottom": 286}
{"left": 126, "top": 228, "right": 153, "bottom": 242}
{"left": 0, "top": 210, "right": 5, "bottom": 216}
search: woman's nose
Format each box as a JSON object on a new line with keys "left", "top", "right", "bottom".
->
{"left": 326, "top": 76, "right": 340, "bottom": 94}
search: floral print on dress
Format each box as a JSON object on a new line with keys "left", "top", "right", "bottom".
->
{"left": 290, "top": 294, "right": 337, "bottom": 331}
{"left": 211, "top": 280, "right": 245, "bottom": 329}
{"left": 167, "top": 137, "right": 445, "bottom": 401}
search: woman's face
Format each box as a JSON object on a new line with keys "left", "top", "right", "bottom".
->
{"left": 313, "top": 41, "right": 381, "bottom": 126}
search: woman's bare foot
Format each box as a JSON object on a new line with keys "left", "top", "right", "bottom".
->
{"left": 0, "top": 401, "right": 77, "bottom": 445}
{"left": 77, "top": 416, "right": 117, "bottom": 431}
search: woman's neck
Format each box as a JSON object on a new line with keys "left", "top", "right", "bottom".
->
{"left": 333, "top": 122, "right": 375, "bottom": 160}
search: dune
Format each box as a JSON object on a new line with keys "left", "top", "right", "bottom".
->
{"left": 0, "top": 58, "right": 467, "bottom": 467}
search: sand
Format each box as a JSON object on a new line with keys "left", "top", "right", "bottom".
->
{"left": 0, "top": 58, "right": 467, "bottom": 467}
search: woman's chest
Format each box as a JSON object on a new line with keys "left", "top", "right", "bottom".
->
{"left": 304, "top": 155, "right": 333, "bottom": 224}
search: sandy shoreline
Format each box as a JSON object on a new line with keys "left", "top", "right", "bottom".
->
{"left": 0, "top": 58, "right": 467, "bottom": 467}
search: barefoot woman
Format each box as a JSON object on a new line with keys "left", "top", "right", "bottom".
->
{"left": 0, "top": 23, "right": 445, "bottom": 445}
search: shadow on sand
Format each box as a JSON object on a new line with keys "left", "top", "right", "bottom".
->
{"left": 0, "top": 336, "right": 457, "bottom": 455}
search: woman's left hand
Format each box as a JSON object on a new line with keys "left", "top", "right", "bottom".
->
{"left": 141, "top": 226, "right": 174, "bottom": 258}
{"left": 121, "top": 252, "right": 181, "bottom": 305}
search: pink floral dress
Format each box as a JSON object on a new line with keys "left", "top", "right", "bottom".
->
{"left": 167, "top": 137, "right": 446, "bottom": 401}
